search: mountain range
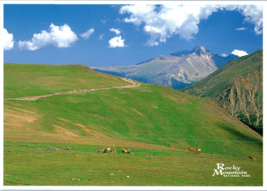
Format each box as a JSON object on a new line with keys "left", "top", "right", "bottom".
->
{"left": 182, "top": 50, "right": 263, "bottom": 134}
{"left": 92, "top": 46, "right": 238, "bottom": 89}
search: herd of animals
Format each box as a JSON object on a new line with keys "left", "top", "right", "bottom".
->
{"left": 97, "top": 148, "right": 132, "bottom": 154}
{"left": 100, "top": 147, "right": 201, "bottom": 154}
{"left": 188, "top": 147, "right": 201, "bottom": 154}
{"left": 97, "top": 147, "right": 256, "bottom": 160}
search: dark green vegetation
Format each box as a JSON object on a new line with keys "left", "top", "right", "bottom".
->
{"left": 4, "top": 63, "right": 129, "bottom": 98}
{"left": 4, "top": 63, "right": 263, "bottom": 186}
{"left": 182, "top": 50, "right": 263, "bottom": 135}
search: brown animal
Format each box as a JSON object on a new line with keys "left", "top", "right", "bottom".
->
{"left": 104, "top": 148, "right": 111, "bottom": 153}
{"left": 122, "top": 149, "right": 131, "bottom": 154}
{"left": 249, "top": 156, "right": 256, "bottom": 160}
{"left": 196, "top": 148, "right": 201, "bottom": 154}
{"left": 188, "top": 147, "right": 194, "bottom": 152}
{"left": 212, "top": 154, "right": 215, "bottom": 156}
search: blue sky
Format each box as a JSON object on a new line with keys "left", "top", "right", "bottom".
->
{"left": 3, "top": 4, "right": 263, "bottom": 67}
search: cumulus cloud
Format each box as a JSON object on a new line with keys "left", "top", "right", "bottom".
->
{"left": 224, "top": 5, "right": 262, "bottom": 35}
{"left": 235, "top": 27, "right": 246, "bottom": 31}
{"left": 221, "top": 53, "right": 228, "bottom": 57}
{"left": 109, "top": 36, "right": 126, "bottom": 48}
{"left": 80, "top": 28, "right": 94, "bottom": 39}
{"left": 110, "top": 28, "right": 121, "bottom": 35}
{"left": 231, "top": 49, "right": 248, "bottom": 57}
{"left": 18, "top": 23, "right": 78, "bottom": 50}
{"left": 119, "top": 4, "right": 156, "bottom": 26}
{"left": 3, "top": 28, "right": 14, "bottom": 50}
{"left": 119, "top": 4, "right": 263, "bottom": 46}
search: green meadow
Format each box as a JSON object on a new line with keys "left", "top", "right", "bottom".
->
{"left": 4, "top": 142, "right": 262, "bottom": 186}
{"left": 4, "top": 64, "right": 263, "bottom": 186}
{"left": 4, "top": 64, "right": 129, "bottom": 98}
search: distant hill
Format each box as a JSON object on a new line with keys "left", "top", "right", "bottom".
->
{"left": 4, "top": 64, "right": 130, "bottom": 99}
{"left": 182, "top": 50, "right": 263, "bottom": 135}
{"left": 92, "top": 46, "right": 238, "bottom": 89}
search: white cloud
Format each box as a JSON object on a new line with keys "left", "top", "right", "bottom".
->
{"left": 80, "top": 28, "right": 94, "bottom": 39}
{"left": 18, "top": 23, "right": 78, "bottom": 50}
{"left": 3, "top": 28, "right": 14, "bottom": 50}
{"left": 119, "top": 4, "right": 156, "bottom": 26}
{"left": 235, "top": 27, "right": 246, "bottom": 31}
{"left": 221, "top": 53, "right": 228, "bottom": 57}
{"left": 99, "top": 34, "right": 104, "bottom": 40}
{"left": 110, "top": 28, "right": 121, "bottom": 35}
{"left": 109, "top": 36, "right": 126, "bottom": 48}
{"left": 119, "top": 4, "right": 263, "bottom": 46}
{"left": 231, "top": 49, "right": 248, "bottom": 57}
{"left": 224, "top": 5, "right": 262, "bottom": 35}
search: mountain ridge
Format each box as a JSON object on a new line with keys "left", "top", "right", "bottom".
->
{"left": 182, "top": 50, "right": 263, "bottom": 134}
{"left": 92, "top": 46, "right": 238, "bottom": 89}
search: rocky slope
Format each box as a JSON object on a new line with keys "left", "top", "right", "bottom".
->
{"left": 182, "top": 50, "right": 263, "bottom": 134}
{"left": 92, "top": 46, "right": 238, "bottom": 89}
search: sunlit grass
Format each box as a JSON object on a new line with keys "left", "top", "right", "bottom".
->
{"left": 4, "top": 64, "right": 262, "bottom": 186}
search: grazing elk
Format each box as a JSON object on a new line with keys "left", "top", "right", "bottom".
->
{"left": 249, "top": 156, "right": 256, "bottom": 160}
{"left": 188, "top": 147, "right": 194, "bottom": 152}
{"left": 122, "top": 149, "right": 131, "bottom": 154}
{"left": 196, "top": 148, "right": 201, "bottom": 154}
{"left": 104, "top": 148, "right": 111, "bottom": 153}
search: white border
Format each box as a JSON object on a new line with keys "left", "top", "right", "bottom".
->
{"left": 0, "top": 0, "right": 3, "bottom": 189}
{"left": 1, "top": 0, "right": 267, "bottom": 4}
{"left": 1, "top": 1, "right": 266, "bottom": 191}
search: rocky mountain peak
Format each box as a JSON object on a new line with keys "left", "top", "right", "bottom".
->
{"left": 190, "top": 46, "right": 210, "bottom": 56}
{"left": 93, "top": 46, "right": 239, "bottom": 90}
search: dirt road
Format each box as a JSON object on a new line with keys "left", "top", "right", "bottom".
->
{"left": 4, "top": 77, "right": 140, "bottom": 101}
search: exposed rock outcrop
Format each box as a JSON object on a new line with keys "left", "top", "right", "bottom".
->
{"left": 182, "top": 50, "right": 263, "bottom": 134}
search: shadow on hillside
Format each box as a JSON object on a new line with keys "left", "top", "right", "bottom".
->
{"left": 215, "top": 122, "right": 262, "bottom": 146}
{"left": 240, "top": 120, "right": 263, "bottom": 136}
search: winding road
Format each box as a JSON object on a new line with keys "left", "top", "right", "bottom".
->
{"left": 4, "top": 77, "right": 140, "bottom": 101}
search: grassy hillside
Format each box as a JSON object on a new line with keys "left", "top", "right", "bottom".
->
{"left": 4, "top": 63, "right": 263, "bottom": 186}
{"left": 4, "top": 63, "right": 130, "bottom": 98}
{"left": 182, "top": 50, "right": 263, "bottom": 134}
